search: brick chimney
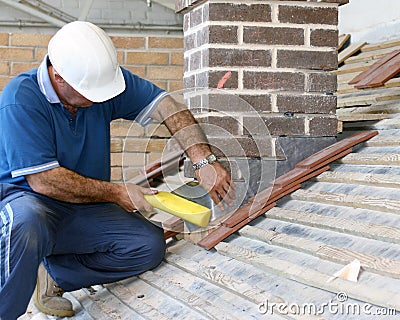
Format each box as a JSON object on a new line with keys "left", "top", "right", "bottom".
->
{"left": 176, "top": 0, "right": 344, "bottom": 198}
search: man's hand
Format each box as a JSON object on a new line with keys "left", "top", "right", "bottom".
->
{"left": 195, "top": 162, "right": 236, "bottom": 210}
{"left": 26, "top": 167, "right": 157, "bottom": 213}
{"left": 121, "top": 184, "right": 158, "bottom": 213}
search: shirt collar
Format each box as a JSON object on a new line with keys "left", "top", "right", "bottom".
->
{"left": 37, "top": 55, "right": 60, "bottom": 104}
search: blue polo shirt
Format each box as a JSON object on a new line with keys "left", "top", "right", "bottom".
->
{"left": 0, "top": 56, "right": 166, "bottom": 189}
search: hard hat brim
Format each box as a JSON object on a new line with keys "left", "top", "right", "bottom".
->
{"left": 74, "top": 66, "right": 126, "bottom": 103}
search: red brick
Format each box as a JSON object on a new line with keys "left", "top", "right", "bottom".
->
{"left": 147, "top": 66, "right": 183, "bottom": 80}
{"left": 195, "top": 25, "right": 238, "bottom": 48}
{"left": 208, "top": 136, "right": 275, "bottom": 157}
{"left": 307, "top": 72, "right": 337, "bottom": 93}
{"left": 243, "top": 71, "right": 304, "bottom": 91}
{"left": 35, "top": 48, "right": 47, "bottom": 62}
{"left": 0, "top": 62, "right": 10, "bottom": 75}
{"left": 190, "top": 6, "right": 203, "bottom": 28}
{"left": 310, "top": 29, "right": 338, "bottom": 47}
{"left": 11, "top": 33, "right": 52, "bottom": 47}
{"left": 111, "top": 167, "right": 122, "bottom": 181}
{"left": 187, "top": 94, "right": 203, "bottom": 114}
{"left": 308, "top": 116, "right": 338, "bottom": 136}
{"left": 244, "top": 115, "right": 306, "bottom": 136}
{"left": 197, "top": 115, "right": 241, "bottom": 135}
{"left": 239, "top": 95, "right": 272, "bottom": 112}
{"left": 184, "top": 75, "right": 195, "bottom": 88}
{"left": 184, "top": 55, "right": 189, "bottom": 72}
{"left": 11, "top": 62, "right": 39, "bottom": 75}
{"left": 0, "top": 48, "right": 34, "bottom": 61}
{"left": 111, "top": 152, "right": 146, "bottom": 167}
{"left": 111, "top": 36, "right": 145, "bottom": 49}
{"left": 126, "top": 52, "right": 169, "bottom": 65}
{"left": 206, "top": 48, "right": 272, "bottom": 67}
{"left": 278, "top": 5, "right": 338, "bottom": 25}
{"left": 184, "top": 33, "right": 196, "bottom": 51}
{"left": 148, "top": 37, "right": 183, "bottom": 49}
{"left": 0, "top": 76, "right": 12, "bottom": 91}
{"left": 183, "top": 14, "right": 190, "bottom": 32}
{"left": 123, "top": 168, "right": 141, "bottom": 182}
{"left": 243, "top": 27, "right": 304, "bottom": 45}
{"left": 116, "top": 51, "right": 124, "bottom": 64}
{"left": 124, "top": 138, "right": 167, "bottom": 152}
{"left": 277, "top": 50, "right": 337, "bottom": 70}
{"left": 276, "top": 94, "right": 337, "bottom": 114}
{"left": 200, "top": 93, "right": 261, "bottom": 112}
{"left": 169, "top": 80, "right": 184, "bottom": 91}
{"left": 0, "top": 33, "right": 9, "bottom": 46}
{"left": 177, "top": 0, "right": 344, "bottom": 14}
{"left": 189, "top": 50, "right": 202, "bottom": 71}
{"left": 146, "top": 123, "right": 171, "bottom": 138}
{"left": 111, "top": 138, "right": 123, "bottom": 153}
{"left": 208, "top": 25, "right": 238, "bottom": 44}
{"left": 208, "top": 3, "right": 272, "bottom": 22}
{"left": 110, "top": 120, "right": 144, "bottom": 137}
{"left": 151, "top": 80, "right": 168, "bottom": 90}
{"left": 122, "top": 65, "right": 146, "bottom": 78}
{"left": 170, "top": 52, "right": 184, "bottom": 65}
{"left": 195, "top": 70, "right": 238, "bottom": 89}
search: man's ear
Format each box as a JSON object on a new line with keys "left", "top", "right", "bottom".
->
{"left": 54, "top": 72, "right": 65, "bottom": 84}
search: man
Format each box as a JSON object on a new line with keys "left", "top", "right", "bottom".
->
{"left": 0, "top": 21, "right": 234, "bottom": 319}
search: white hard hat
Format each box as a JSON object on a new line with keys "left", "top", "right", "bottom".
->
{"left": 48, "top": 21, "right": 125, "bottom": 102}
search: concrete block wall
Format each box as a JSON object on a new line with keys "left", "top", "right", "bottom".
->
{"left": 0, "top": 31, "right": 183, "bottom": 182}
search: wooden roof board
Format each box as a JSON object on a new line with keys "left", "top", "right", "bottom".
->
{"left": 353, "top": 51, "right": 400, "bottom": 88}
{"left": 332, "top": 60, "right": 375, "bottom": 75}
{"left": 338, "top": 42, "right": 368, "bottom": 65}
{"left": 349, "top": 49, "right": 400, "bottom": 85}
{"left": 239, "top": 225, "right": 400, "bottom": 279}
{"left": 338, "top": 33, "right": 350, "bottom": 51}
{"left": 361, "top": 38, "right": 400, "bottom": 52}
{"left": 337, "top": 113, "right": 389, "bottom": 122}
{"left": 295, "top": 131, "right": 378, "bottom": 168}
{"left": 338, "top": 77, "right": 400, "bottom": 94}
{"left": 316, "top": 170, "right": 400, "bottom": 188}
{"left": 215, "top": 241, "right": 400, "bottom": 311}
{"left": 345, "top": 45, "right": 400, "bottom": 65}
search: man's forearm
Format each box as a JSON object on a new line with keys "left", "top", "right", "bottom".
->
{"left": 26, "top": 166, "right": 122, "bottom": 204}
{"left": 150, "top": 95, "right": 236, "bottom": 208}
{"left": 151, "top": 96, "right": 213, "bottom": 162}
{"left": 166, "top": 109, "right": 212, "bottom": 162}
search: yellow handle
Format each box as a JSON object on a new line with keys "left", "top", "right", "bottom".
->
{"left": 144, "top": 191, "right": 211, "bottom": 227}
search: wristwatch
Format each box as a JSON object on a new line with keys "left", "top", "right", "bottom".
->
{"left": 192, "top": 154, "right": 217, "bottom": 171}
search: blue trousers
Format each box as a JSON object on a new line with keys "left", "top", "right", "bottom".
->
{"left": 0, "top": 183, "right": 166, "bottom": 320}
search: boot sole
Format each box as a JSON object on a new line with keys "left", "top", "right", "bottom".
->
{"left": 33, "top": 278, "right": 75, "bottom": 317}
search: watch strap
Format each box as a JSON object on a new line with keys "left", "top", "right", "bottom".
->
{"left": 192, "top": 154, "right": 217, "bottom": 171}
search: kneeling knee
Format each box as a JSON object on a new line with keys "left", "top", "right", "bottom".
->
{"left": 143, "top": 229, "right": 166, "bottom": 270}
{"left": 8, "top": 196, "right": 53, "bottom": 250}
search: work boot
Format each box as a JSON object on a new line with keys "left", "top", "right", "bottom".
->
{"left": 33, "top": 263, "right": 75, "bottom": 317}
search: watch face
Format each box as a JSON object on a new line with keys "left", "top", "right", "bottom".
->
{"left": 207, "top": 154, "right": 217, "bottom": 163}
